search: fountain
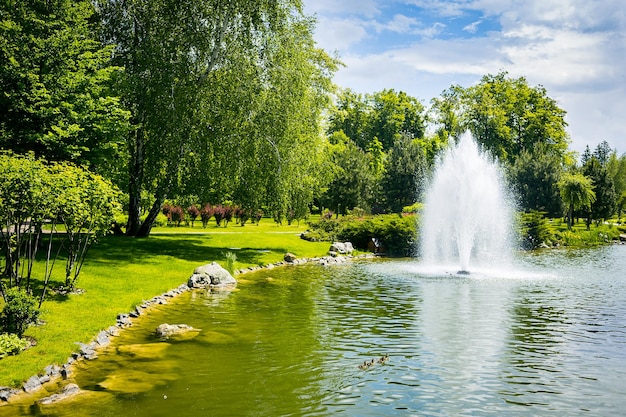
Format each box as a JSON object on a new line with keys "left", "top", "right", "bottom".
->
{"left": 419, "top": 133, "right": 516, "bottom": 275}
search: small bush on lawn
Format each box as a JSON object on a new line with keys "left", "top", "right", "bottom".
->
{"left": 1, "top": 288, "right": 40, "bottom": 338}
{"left": 0, "top": 333, "right": 30, "bottom": 358}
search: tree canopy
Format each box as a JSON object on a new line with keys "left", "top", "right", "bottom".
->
{"left": 96, "top": 0, "right": 338, "bottom": 236}
{"left": 0, "top": 0, "right": 130, "bottom": 180}
{"left": 328, "top": 88, "right": 427, "bottom": 152}
{"left": 431, "top": 72, "right": 571, "bottom": 166}
{"left": 558, "top": 172, "right": 596, "bottom": 230}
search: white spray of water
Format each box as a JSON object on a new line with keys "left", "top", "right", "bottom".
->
{"left": 419, "top": 134, "right": 516, "bottom": 274}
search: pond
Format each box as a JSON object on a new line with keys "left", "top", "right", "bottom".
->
{"left": 3, "top": 245, "right": 626, "bottom": 416}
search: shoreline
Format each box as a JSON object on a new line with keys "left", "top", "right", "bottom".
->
{"left": 0, "top": 252, "right": 375, "bottom": 405}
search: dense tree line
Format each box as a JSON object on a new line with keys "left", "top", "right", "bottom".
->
{"left": 1, "top": 0, "right": 339, "bottom": 238}
{"left": 321, "top": 89, "right": 440, "bottom": 215}
{"left": 2, "top": 3, "right": 626, "bottom": 254}
{"left": 324, "top": 72, "right": 626, "bottom": 229}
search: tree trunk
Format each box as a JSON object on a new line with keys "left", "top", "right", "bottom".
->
{"left": 567, "top": 204, "right": 573, "bottom": 230}
{"left": 136, "top": 195, "right": 165, "bottom": 237}
{"left": 126, "top": 128, "right": 144, "bottom": 236}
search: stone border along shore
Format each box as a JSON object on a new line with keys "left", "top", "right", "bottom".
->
{"left": 0, "top": 252, "right": 374, "bottom": 403}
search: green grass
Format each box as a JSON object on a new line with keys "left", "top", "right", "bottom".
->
{"left": 0, "top": 219, "right": 330, "bottom": 388}
{"left": 545, "top": 217, "right": 624, "bottom": 247}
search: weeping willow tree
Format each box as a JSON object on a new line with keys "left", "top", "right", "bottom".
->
{"left": 558, "top": 172, "right": 596, "bottom": 230}
{"left": 97, "top": 0, "right": 338, "bottom": 236}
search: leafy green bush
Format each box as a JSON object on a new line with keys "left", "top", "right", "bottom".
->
{"left": 302, "top": 216, "right": 344, "bottom": 242}
{"left": 0, "top": 333, "right": 30, "bottom": 358}
{"left": 555, "top": 227, "right": 620, "bottom": 247}
{"left": 518, "top": 211, "right": 555, "bottom": 249}
{"left": 1, "top": 288, "right": 40, "bottom": 338}
{"left": 305, "top": 214, "right": 418, "bottom": 256}
{"left": 402, "top": 202, "right": 424, "bottom": 214}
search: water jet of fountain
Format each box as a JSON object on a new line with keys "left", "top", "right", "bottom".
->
{"left": 419, "top": 133, "right": 515, "bottom": 275}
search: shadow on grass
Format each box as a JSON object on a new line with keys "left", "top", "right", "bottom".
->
{"left": 17, "top": 233, "right": 292, "bottom": 304}
{"left": 87, "top": 234, "right": 290, "bottom": 268}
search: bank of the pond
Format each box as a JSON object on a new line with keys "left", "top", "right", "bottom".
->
{"left": 0, "top": 247, "right": 372, "bottom": 404}
{"left": 0, "top": 223, "right": 332, "bottom": 391}
{"left": 1, "top": 217, "right": 622, "bottom": 399}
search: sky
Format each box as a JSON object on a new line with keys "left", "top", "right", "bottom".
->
{"left": 303, "top": 0, "right": 626, "bottom": 157}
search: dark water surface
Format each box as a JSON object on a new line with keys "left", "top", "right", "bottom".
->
{"left": 3, "top": 246, "right": 626, "bottom": 416}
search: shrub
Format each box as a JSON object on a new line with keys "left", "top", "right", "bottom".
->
{"left": 402, "top": 203, "right": 424, "bottom": 214}
{"left": 519, "top": 211, "right": 554, "bottom": 249}
{"left": 213, "top": 205, "right": 225, "bottom": 226}
{"left": 235, "top": 207, "right": 261, "bottom": 226}
{"left": 142, "top": 212, "right": 168, "bottom": 227}
{"left": 1, "top": 288, "right": 40, "bottom": 338}
{"left": 0, "top": 333, "right": 30, "bottom": 358}
{"left": 303, "top": 216, "right": 343, "bottom": 241}
{"left": 200, "top": 204, "right": 214, "bottom": 228}
{"left": 223, "top": 206, "right": 234, "bottom": 226}
{"left": 154, "top": 213, "right": 169, "bottom": 227}
{"left": 254, "top": 210, "right": 263, "bottom": 224}
{"left": 187, "top": 205, "right": 200, "bottom": 227}
{"left": 338, "top": 214, "right": 417, "bottom": 256}
{"left": 170, "top": 206, "right": 185, "bottom": 227}
{"left": 162, "top": 203, "right": 173, "bottom": 219}
{"left": 305, "top": 214, "right": 418, "bottom": 256}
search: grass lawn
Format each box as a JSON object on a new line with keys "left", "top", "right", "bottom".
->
{"left": 541, "top": 216, "right": 624, "bottom": 246}
{"left": 0, "top": 219, "right": 330, "bottom": 388}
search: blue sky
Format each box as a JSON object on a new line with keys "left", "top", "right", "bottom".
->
{"left": 304, "top": 0, "right": 626, "bottom": 156}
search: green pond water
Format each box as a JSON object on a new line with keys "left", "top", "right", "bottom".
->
{"left": 3, "top": 245, "right": 626, "bottom": 416}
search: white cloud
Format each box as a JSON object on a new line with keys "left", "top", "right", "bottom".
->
{"left": 463, "top": 20, "right": 482, "bottom": 33}
{"left": 313, "top": 17, "right": 370, "bottom": 52}
{"left": 501, "top": 26, "right": 619, "bottom": 89}
{"left": 386, "top": 14, "right": 421, "bottom": 33}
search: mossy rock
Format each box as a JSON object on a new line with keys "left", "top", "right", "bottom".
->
{"left": 33, "top": 390, "right": 115, "bottom": 413}
{"left": 197, "top": 330, "right": 237, "bottom": 345}
{"left": 98, "top": 369, "right": 177, "bottom": 394}
{"left": 116, "top": 343, "right": 170, "bottom": 359}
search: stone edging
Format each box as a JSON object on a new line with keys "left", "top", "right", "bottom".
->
{"left": 0, "top": 253, "right": 374, "bottom": 403}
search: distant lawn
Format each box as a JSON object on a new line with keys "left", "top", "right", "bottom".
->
{"left": 0, "top": 219, "right": 330, "bottom": 388}
{"left": 543, "top": 216, "right": 624, "bottom": 246}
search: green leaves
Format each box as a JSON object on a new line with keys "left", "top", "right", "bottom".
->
{"left": 0, "top": 153, "right": 121, "bottom": 290}
{"left": 558, "top": 172, "right": 596, "bottom": 230}
{"left": 328, "top": 88, "right": 427, "bottom": 152}
{"left": 97, "top": 0, "right": 338, "bottom": 234}
{"left": 0, "top": 0, "right": 130, "bottom": 177}
{"left": 0, "top": 287, "right": 40, "bottom": 338}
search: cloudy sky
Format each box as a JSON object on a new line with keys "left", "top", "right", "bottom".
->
{"left": 304, "top": 0, "right": 626, "bottom": 156}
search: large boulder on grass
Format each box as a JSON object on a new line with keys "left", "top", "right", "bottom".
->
{"left": 188, "top": 262, "right": 236, "bottom": 289}
{"left": 329, "top": 242, "right": 354, "bottom": 255}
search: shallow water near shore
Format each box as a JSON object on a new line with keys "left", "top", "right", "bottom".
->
{"left": 3, "top": 245, "right": 626, "bottom": 416}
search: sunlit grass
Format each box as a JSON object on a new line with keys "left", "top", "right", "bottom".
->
{"left": 0, "top": 219, "right": 329, "bottom": 387}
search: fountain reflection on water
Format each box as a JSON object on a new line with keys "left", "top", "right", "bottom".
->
{"left": 419, "top": 133, "right": 516, "bottom": 275}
